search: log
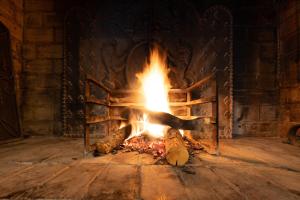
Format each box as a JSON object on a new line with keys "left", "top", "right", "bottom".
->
{"left": 165, "top": 128, "right": 189, "bottom": 166}
{"left": 94, "top": 125, "right": 132, "bottom": 154}
{"left": 121, "top": 108, "right": 211, "bottom": 131}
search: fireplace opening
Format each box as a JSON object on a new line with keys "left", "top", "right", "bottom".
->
{"left": 62, "top": 2, "right": 233, "bottom": 164}
{"left": 84, "top": 45, "right": 220, "bottom": 165}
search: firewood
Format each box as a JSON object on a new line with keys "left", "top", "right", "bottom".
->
{"left": 95, "top": 125, "right": 132, "bottom": 154}
{"left": 165, "top": 128, "right": 189, "bottom": 166}
{"left": 121, "top": 108, "right": 211, "bottom": 131}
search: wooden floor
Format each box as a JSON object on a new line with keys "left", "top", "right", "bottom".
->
{"left": 0, "top": 137, "right": 299, "bottom": 200}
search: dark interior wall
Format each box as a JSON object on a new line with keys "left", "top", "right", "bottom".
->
{"left": 232, "top": 1, "right": 278, "bottom": 136}
{"left": 278, "top": 0, "right": 300, "bottom": 137}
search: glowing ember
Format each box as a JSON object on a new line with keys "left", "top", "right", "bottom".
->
{"left": 129, "top": 48, "right": 171, "bottom": 138}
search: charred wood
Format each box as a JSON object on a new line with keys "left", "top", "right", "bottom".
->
{"left": 121, "top": 108, "right": 212, "bottom": 131}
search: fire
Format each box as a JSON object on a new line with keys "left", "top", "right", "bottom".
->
{"left": 138, "top": 50, "right": 170, "bottom": 113}
{"left": 129, "top": 48, "right": 171, "bottom": 138}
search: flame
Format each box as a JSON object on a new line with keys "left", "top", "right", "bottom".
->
{"left": 138, "top": 50, "right": 171, "bottom": 113}
{"left": 129, "top": 48, "right": 171, "bottom": 138}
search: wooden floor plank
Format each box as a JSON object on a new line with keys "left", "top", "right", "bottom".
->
{"left": 172, "top": 166, "right": 246, "bottom": 200}
{"left": 14, "top": 163, "right": 101, "bottom": 199}
{"left": 86, "top": 164, "right": 139, "bottom": 200}
{"left": 0, "top": 163, "right": 69, "bottom": 198}
{"left": 0, "top": 137, "right": 299, "bottom": 200}
{"left": 211, "top": 165, "right": 300, "bottom": 200}
{"left": 141, "top": 165, "right": 187, "bottom": 200}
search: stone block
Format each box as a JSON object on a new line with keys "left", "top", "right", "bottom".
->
{"left": 290, "top": 109, "right": 300, "bottom": 122}
{"left": 25, "top": 13, "right": 43, "bottom": 27}
{"left": 54, "top": 28, "right": 63, "bottom": 43}
{"left": 24, "top": 28, "right": 53, "bottom": 43}
{"left": 280, "top": 1, "right": 296, "bottom": 22}
{"left": 10, "top": 37, "right": 22, "bottom": 59}
{"left": 258, "top": 131, "right": 276, "bottom": 137}
{"left": 237, "top": 122, "right": 277, "bottom": 137}
{"left": 52, "top": 59, "right": 63, "bottom": 74}
{"left": 260, "top": 43, "right": 276, "bottom": 60}
{"left": 22, "top": 89, "right": 56, "bottom": 107}
{"left": 256, "top": 30, "right": 275, "bottom": 42}
{"left": 12, "top": 59, "right": 22, "bottom": 74}
{"left": 23, "top": 103, "right": 54, "bottom": 122}
{"left": 24, "top": 0, "right": 54, "bottom": 11}
{"left": 289, "top": 87, "right": 300, "bottom": 103}
{"left": 22, "top": 74, "right": 61, "bottom": 90}
{"left": 24, "top": 59, "right": 53, "bottom": 73}
{"left": 24, "top": 59, "right": 63, "bottom": 76}
{"left": 0, "top": 0, "right": 16, "bottom": 21}
{"left": 280, "top": 14, "right": 297, "bottom": 38}
{"left": 259, "top": 91, "right": 278, "bottom": 104}
{"left": 260, "top": 105, "right": 277, "bottom": 121}
{"left": 258, "top": 75, "right": 276, "bottom": 89}
{"left": 15, "top": 8, "right": 23, "bottom": 26}
{"left": 23, "top": 120, "right": 54, "bottom": 135}
{"left": 10, "top": 0, "right": 23, "bottom": 9}
{"left": 235, "top": 75, "right": 257, "bottom": 90}
{"left": 259, "top": 123, "right": 273, "bottom": 132}
{"left": 234, "top": 95, "right": 249, "bottom": 105}
{"left": 281, "top": 33, "right": 298, "bottom": 55}
{"left": 44, "top": 13, "right": 63, "bottom": 28}
{"left": 280, "top": 88, "right": 289, "bottom": 104}
{"left": 23, "top": 44, "right": 36, "bottom": 59}
{"left": 37, "top": 44, "right": 63, "bottom": 59}
{"left": 248, "top": 123, "right": 259, "bottom": 132}
{"left": 243, "top": 106, "right": 259, "bottom": 121}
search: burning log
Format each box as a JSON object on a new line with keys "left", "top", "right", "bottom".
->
{"left": 121, "top": 108, "right": 211, "bottom": 131}
{"left": 94, "top": 125, "right": 132, "bottom": 154}
{"left": 165, "top": 128, "right": 189, "bottom": 166}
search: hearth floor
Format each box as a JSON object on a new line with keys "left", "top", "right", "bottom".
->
{"left": 0, "top": 136, "right": 299, "bottom": 200}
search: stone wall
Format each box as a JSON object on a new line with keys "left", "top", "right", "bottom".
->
{"left": 22, "top": 0, "right": 63, "bottom": 135}
{"left": 233, "top": 1, "right": 279, "bottom": 137}
{"left": 278, "top": 0, "right": 300, "bottom": 137}
{"left": 0, "top": 0, "right": 289, "bottom": 137}
{"left": 0, "top": 0, "right": 23, "bottom": 108}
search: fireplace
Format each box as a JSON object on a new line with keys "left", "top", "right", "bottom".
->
{"left": 62, "top": 1, "right": 233, "bottom": 158}
{"left": 1, "top": 0, "right": 300, "bottom": 199}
